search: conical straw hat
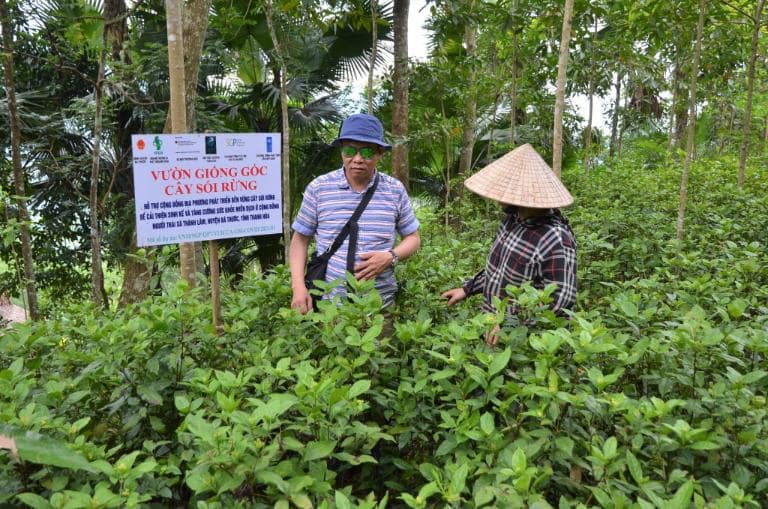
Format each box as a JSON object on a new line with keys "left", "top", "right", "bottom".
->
{"left": 464, "top": 144, "right": 573, "bottom": 208}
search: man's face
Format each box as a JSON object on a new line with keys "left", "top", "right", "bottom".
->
{"left": 340, "top": 141, "right": 382, "bottom": 182}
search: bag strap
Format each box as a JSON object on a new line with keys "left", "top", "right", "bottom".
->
{"left": 320, "top": 173, "right": 379, "bottom": 263}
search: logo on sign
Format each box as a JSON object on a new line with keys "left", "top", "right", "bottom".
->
{"left": 205, "top": 136, "right": 217, "bottom": 154}
{"left": 266, "top": 136, "right": 273, "bottom": 153}
{"left": 153, "top": 136, "right": 163, "bottom": 151}
{"left": 136, "top": 139, "right": 146, "bottom": 150}
{"left": 225, "top": 138, "right": 246, "bottom": 147}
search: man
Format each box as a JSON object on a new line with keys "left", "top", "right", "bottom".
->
{"left": 442, "top": 144, "right": 577, "bottom": 345}
{"left": 289, "top": 113, "right": 421, "bottom": 314}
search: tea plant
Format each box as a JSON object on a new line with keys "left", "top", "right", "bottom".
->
{"left": 1, "top": 148, "right": 767, "bottom": 507}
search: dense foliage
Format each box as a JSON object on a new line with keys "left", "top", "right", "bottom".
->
{"left": 2, "top": 145, "right": 767, "bottom": 507}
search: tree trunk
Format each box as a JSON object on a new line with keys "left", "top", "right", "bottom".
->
{"left": 89, "top": 44, "right": 107, "bottom": 308}
{"left": 488, "top": 46, "right": 500, "bottom": 158}
{"left": 118, "top": 237, "right": 156, "bottom": 307}
{"left": 1, "top": 0, "right": 39, "bottom": 320}
{"left": 609, "top": 70, "right": 622, "bottom": 159}
{"left": 617, "top": 88, "right": 629, "bottom": 158}
{"left": 764, "top": 116, "right": 768, "bottom": 151}
{"left": 442, "top": 99, "right": 450, "bottom": 228}
{"left": 714, "top": 100, "right": 725, "bottom": 153}
{"left": 182, "top": 0, "right": 211, "bottom": 133}
{"left": 583, "top": 15, "right": 597, "bottom": 172}
{"left": 179, "top": 0, "right": 211, "bottom": 278}
{"left": 737, "top": 0, "right": 765, "bottom": 188}
{"left": 552, "top": 0, "right": 575, "bottom": 178}
{"left": 165, "top": 0, "right": 197, "bottom": 286}
{"left": 367, "top": 0, "right": 378, "bottom": 114}
{"left": 509, "top": 0, "right": 519, "bottom": 146}
{"left": 264, "top": 0, "right": 291, "bottom": 261}
{"left": 120, "top": 0, "right": 210, "bottom": 303}
{"left": 674, "top": 67, "right": 689, "bottom": 146}
{"left": 391, "top": 0, "right": 410, "bottom": 188}
{"left": 676, "top": 0, "right": 706, "bottom": 240}
{"left": 667, "top": 48, "right": 679, "bottom": 151}
{"left": 457, "top": 20, "right": 477, "bottom": 184}
{"left": 510, "top": 31, "right": 518, "bottom": 146}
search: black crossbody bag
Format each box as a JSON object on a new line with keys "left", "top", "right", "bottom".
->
{"left": 305, "top": 174, "right": 379, "bottom": 309}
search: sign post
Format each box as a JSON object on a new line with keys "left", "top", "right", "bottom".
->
{"left": 131, "top": 132, "right": 282, "bottom": 331}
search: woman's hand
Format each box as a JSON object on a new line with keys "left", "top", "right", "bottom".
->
{"left": 441, "top": 287, "right": 467, "bottom": 306}
{"left": 485, "top": 324, "right": 501, "bottom": 347}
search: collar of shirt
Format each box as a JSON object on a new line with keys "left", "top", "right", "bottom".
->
{"left": 335, "top": 167, "right": 379, "bottom": 192}
{"left": 503, "top": 206, "right": 558, "bottom": 228}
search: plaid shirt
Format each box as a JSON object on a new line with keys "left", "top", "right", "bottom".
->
{"left": 462, "top": 207, "right": 577, "bottom": 314}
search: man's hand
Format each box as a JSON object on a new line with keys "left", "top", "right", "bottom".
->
{"left": 441, "top": 287, "right": 467, "bottom": 306}
{"left": 354, "top": 251, "right": 393, "bottom": 280}
{"left": 291, "top": 285, "right": 313, "bottom": 315}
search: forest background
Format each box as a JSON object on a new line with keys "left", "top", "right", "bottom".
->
{"left": 1, "top": 0, "right": 767, "bottom": 507}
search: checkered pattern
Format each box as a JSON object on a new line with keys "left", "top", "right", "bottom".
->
{"left": 462, "top": 207, "right": 577, "bottom": 314}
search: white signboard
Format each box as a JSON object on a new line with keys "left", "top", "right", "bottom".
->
{"left": 131, "top": 133, "right": 282, "bottom": 246}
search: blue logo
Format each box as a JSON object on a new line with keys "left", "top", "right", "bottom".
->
{"left": 266, "top": 136, "right": 273, "bottom": 153}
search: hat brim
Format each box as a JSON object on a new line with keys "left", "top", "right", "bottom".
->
{"left": 464, "top": 144, "right": 574, "bottom": 208}
{"left": 331, "top": 136, "right": 392, "bottom": 150}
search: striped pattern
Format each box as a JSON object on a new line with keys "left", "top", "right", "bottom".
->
{"left": 292, "top": 168, "right": 419, "bottom": 304}
{"left": 463, "top": 207, "right": 577, "bottom": 314}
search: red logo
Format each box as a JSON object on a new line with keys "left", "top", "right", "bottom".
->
{"left": 136, "top": 139, "right": 146, "bottom": 150}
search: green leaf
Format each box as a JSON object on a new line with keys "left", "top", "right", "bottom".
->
{"left": 258, "top": 393, "right": 298, "bottom": 421}
{"left": 290, "top": 493, "right": 313, "bottom": 509}
{"left": 488, "top": 348, "right": 511, "bottom": 377}
{"left": 555, "top": 437, "right": 574, "bottom": 456}
{"left": 429, "top": 369, "right": 456, "bottom": 381}
{"left": 626, "top": 450, "right": 644, "bottom": 484}
{"left": 302, "top": 440, "right": 336, "bottom": 461}
{"left": 174, "top": 394, "right": 191, "bottom": 413}
{"left": 115, "top": 451, "right": 141, "bottom": 474}
{"left": 216, "top": 391, "right": 238, "bottom": 413}
{"left": 590, "top": 487, "right": 612, "bottom": 508}
{"left": 136, "top": 384, "right": 163, "bottom": 406}
{"left": 184, "top": 414, "right": 215, "bottom": 441}
{"left": 333, "top": 452, "right": 377, "bottom": 465}
{"left": 68, "top": 417, "right": 90, "bottom": 435}
{"left": 450, "top": 462, "right": 469, "bottom": 497}
{"left": 688, "top": 440, "right": 720, "bottom": 450}
{"left": 742, "top": 370, "right": 767, "bottom": 385}
{"left": 619, "top": 300, "right": 638, "bottom": 317}
{"left": 417, "top": 481, "right": 440, "bottom": 500}
{"left": 474, "top": 485, "right": 495, "bottom": 506}
{"left": 480, "top": 412, "right": 495, "bottom": 435}
{"left": 668, "top": 479, "right": 694, "bottom": 509}
{"left": 255, "top": 470, "right": 289, "bottom": 493}
{"left": 335, "top": 491, "right": 353, "bottom": 509}
{"left": 726, "top": 299, "right": 748, "bottom": 319}
{"left": 511, "top": 448, "right": 527, "bottom": 473}
{"left": 15, "top": 493, "right": 52, "bottom": 509}
{"left": 603, "top": 436, "right": 618, "bottom": 459}
{"left": 10, "top": 430, "right": 95, "bottom": 473}
{"left": 348, "top": 379, "right": 371, "bottom": 399}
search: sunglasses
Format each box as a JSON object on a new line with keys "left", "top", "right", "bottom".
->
{"left": 341, "top": 145, "right": 377, "bottom": 160}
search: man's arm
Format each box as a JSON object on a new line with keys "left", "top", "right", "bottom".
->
{"left": 394, "top": 230, "right": 420, "bottom": 262}
{"left": 354, "top": 230, "right": 421, "bottom": 281}
{"left": 289, "top": 232, "right": 313, "bottom": 314}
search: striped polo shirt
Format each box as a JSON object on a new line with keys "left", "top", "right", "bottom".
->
{"left": 292, "top": 168, "right": 420, "bottom": 304}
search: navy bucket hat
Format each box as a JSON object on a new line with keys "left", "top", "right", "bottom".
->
{"left": 331, "top": 113, "right": 392, "bottom": 150}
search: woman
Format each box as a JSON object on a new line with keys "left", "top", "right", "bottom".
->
{"left": 442, "top": 144, "right": 577, "bottom": 346}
